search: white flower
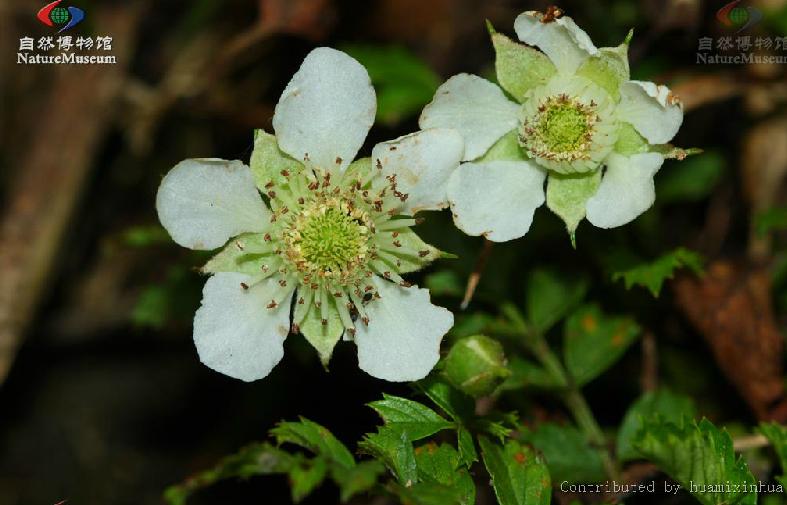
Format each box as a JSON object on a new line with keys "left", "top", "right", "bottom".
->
{"left": 420, "top": 8, "right": 687, "bottom": 243}
{"left": 156, "top": 48, "right": 464, "bottom": 382}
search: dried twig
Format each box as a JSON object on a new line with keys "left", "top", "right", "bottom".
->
{"left": 460, "top": 239, "right": 494, "bottom": 310}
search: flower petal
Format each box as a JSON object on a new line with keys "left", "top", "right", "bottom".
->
{"left": 618, "top": 81, "right": 683, "bottom": 144}
{"left": 419, "top": 74, "right": 519, "bottom": 161}
{"left": 156, "top": 158, "right": 270, "bottom": 250}
{"left": 193, "top": 273, "right": 294, "bottom": 382}
{"left": 272, "top": 47, "right": 376, "bottom": 173}
{"left": 586, "top": 152, "right": 665, "bottom": 228}
{"left": 447, "top": 160, "right": 546, "bottom": 242}
{"left": 372, "top": 129, "right": 464, "bottom": 214}
{"left": 355, "top": 277, "right": 452, "bottom": 382}
{"left": 514, "top": 11, "right": 598, "bottom": 74}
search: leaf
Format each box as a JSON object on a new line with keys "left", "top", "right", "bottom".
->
{"left": 342, "top": 44, "right": 440, "bottom": 125}
{"left": 389, "top": 481, "right": 474, "bottom": 505}
{"left": 634, "top": 418, "right": 758, "bottom": 505}
{"left": 359, "top": 426, "right": 418, "bottom": 485}
{"left": 520, "top": 423, "right": 606, "bottom": 483}
{"left": 616, "top": 389, "right": 697, "bottom": 462}
{"left": 163, "top": 442, "right": 300, "bottom": 505}
{"left": 289, "top": 457, "right": 328, "bottom": 503}
{"left": 414, "top": 442, "right": 476, "bottom": 504}
{"left": 122, "top": 224, "right": 170, "bottom": 247}
{"left": 755, "top": 207, "right": 787, "bottom": 236}
{"left": 502, "top": 357, "right": 563, "bottom": 391}
{"left": 562, "top": 304, "right": 640, "bottom": 386}
{"left": 425, "top": 270, "right": 464, "bottom": 298}
{"left": 758, "top": 423, "right": 787, "bottom": 487}
{"left": 609, "top": 247, "right": 704, "bottom": 297}
{"left": 479, "top": 436, "right": 551, "bottom": 505}
{"left": 525, "top": 269, "right": 589, "bottom": 334}
{"left": 457, "top": 427, "right": 478, "bottom": 467}
{"left": 489, "top": 24, "right": 556, "bottom": 103}
{"left": 334, "top": 460, "right": 386, "bottom": 503}
{"left": 656, "top": 150, "right": 726, "bottom": 204}
{"left": 270, "top": 417, "right": 356, "bottom": 470}
{"left": 368, "top": 394, "right": 454, "bottom": 441}
{"left": 546, "top": 171, "right": 602, "bottom": 244}
{"left": 415, "top": 376, "right": 475, "bottom": 423}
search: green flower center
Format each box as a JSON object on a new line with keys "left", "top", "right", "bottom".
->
{"left": 539, "top": 102, "right": 590, "bottom": 154}
{"left": 297, "top": 205, "right": 369, "bottom": 274}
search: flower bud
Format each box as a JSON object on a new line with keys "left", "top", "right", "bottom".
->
{"left": 442, "top": 335, "right": 511, "bottom": 397}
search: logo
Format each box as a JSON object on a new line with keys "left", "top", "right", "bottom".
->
{"left": 37, "top": 0, "right": 85, "bottom": 33}
{"left": 716, "top": 1, "right": 763, "bottom": 32}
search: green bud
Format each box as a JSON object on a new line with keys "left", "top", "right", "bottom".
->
{"left": 442, "top": 335, "right": 511, "bottom": 397}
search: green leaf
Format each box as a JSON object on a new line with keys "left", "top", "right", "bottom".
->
{"left": 562, "top": 304, "right": 640, "bottom": 386}
{"left": 334, "top": 460, "right": 386, "bottom": 503}
{"left": 359, "top": 426, "right": 418, "bottom": 485}
{"left": 415, "top": 443, "right": 476, "bottom": 504}
{"left": 525, "top": 269, "right": 589, "bottom": 334}
{"left": 271, "top": 417, "right": 356, "bottom": 469}
{"left": 122, "top": 224, "right": 170, "bottom": 247}
{"left": 368, "top": 394, "right": 454, "bottom": 441}
{"left": 299, "top": 298, "right": 344, "bottom": 367}
{"left": 457, "top": 427, "right": 478, "bottom": 467}
{"left": 201, "top": 232, "right": 273, "bottom": 275}
{"left": 389, "top": 481, "right": 474, "bottom": 505}
{"left": 415, "top": 376, "right": 475, "bottom": 422}
{"left": 656, "top": 150, "right": 726, "bottom": 204}
{"left": 441, "top": 335, "right": 511, "bottom": 398}
{"left": 758, "top": 423, "right": 787, "bottom": 487}
{"left": 520, "top": 423, "right": 606, "bottom": 483}
{"left": 163, "top": 442, "right": 300, "bottom": 505}
{"left": 634, "top": 418, "right": 758, "bottom": 505}
{"left": 290, "top": 457, "right": 328, "bottom": 503}
{"left": 755, "top": 207, "right": 787, "bottom": 237}
{"left": 616, "top": 390, "right": 696, "bottom": 462}
{"left": 502, "top": 357, "right": 563, "bottom": 391}
{"left": 490, "top": 25, "right": 556, "bottom": 103}
{"left": 546, "top": 171, "right": 602, "bottom": 244}
{"left": 608, "top": 247, "right": 704, "bottom": 297}
{"left": 425, "top": 270, "right": 464, "bottom": 298}
{"left": 479, "top": 436, "right": 552, "bottom": 505}
{"left": 342, "top": 44, "right": 440, "bottom": 126}
{"left": 250, "top": 129, "right": 302, "bottom": 190}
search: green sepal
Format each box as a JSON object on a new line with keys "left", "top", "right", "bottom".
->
{"left": 345, "top": 157, "right": 373, "bottom": 183}
{"left": 384, "top": 228, "right": 442, "bottom": 274}
{"left": 545, "top": 170, "right": 601, "bottom": 245}
{"left": 576, "top": 30, "right": 632, "bottom": 101}
{"left": 489, "top": 23, "right": 556, "bottom": 103}
{"left": 614, "top": 122, "right": 649, "bottom": 155}
{"left": 441, "top": 335, "right": 511, "bottom": 398}
{"left": 201, "top": 232, "right": 275, "bottom": 275}
{"left": 300, "top": 296, "right": 344, "bottom": 367}
{"left": 250, "top": 129, "right": 303, "bottom": 191}
{"left": 476, "top": 130, "right": 525, "bottom": 162}
{"left": 652, "top": 144, "right": 704, "bottom": 160}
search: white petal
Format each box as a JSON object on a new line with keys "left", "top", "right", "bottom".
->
{"left": 193, "top": 273, "right": 294, "bottom": 382}
{"left": 618, "top": 81, "right": 683, "bottom": 144}
{"left": 273, "top": 47, "right": 376, "bottom": 173}
{"left": 586, "top": 152, "right": 665, "bottom": 228}
{"left": 156, "top": 159, "right": 270, "bottom": 250}
{"left": 419, "top": 74, "right": 519, "bottom": 161}
{"left": 514, "top": 11, "right": 598, "bottom": 73}
{"left": 355, "top": 277, "right": 452, "bottom": 382}
{"left": 447, "top": 160, "right": 546, "bottom": 242}
{"left": 371, "top": 129, "right": 464, "bottom": 214}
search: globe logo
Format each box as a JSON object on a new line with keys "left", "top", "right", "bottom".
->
{"left": 716, "top": 0, "right": 763, "bottom": 33}
{"left": 36, "top": 0, "right": 85, "bottom": 33}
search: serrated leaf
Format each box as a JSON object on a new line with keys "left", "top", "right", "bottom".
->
{"left": 457, "top": 427, "right": 478, "bottom": 467}
{"left": 490, "top": 27, "right": 556, "bottom": 103}
{"left": 389, "top": 481, "right": 474, "bottom": 505}
{"left": 563, "top": 304, "right": 640, "bottom": 386}
{"left": 271, "top": 417, "right": 356, "bottom": 470}
{"left": 368, "top": 394, "right": 454, "bottom": 441}
{"left": 289, "top": 457, "right": 328, "bottom": 503}
{"left": 525, "top": 269, "right": 589, "bottom": 334}
{"left": 758, "top": 423, "right": 787, "bottom": 487}
{"left": 546, "top": 171, "right": 601, "bottom": 244}
{"left": 414, "top": 442, "right": 476, "bottom": 504}
{"left": 616, "top": 389, "right": 696, "bottom": 462}
{"left": 342, "top": 44, "right": 440, "bottom": 125}
{"left": 479, "top": 436, "right": 551, "bottom": 505}
{"left": 609, "top": 247, "right": 704, "bottom": 297}
{"left": 359, "top": 426, "right": 417, "bottom": 485}
{"left": 163, "top": 442, "right": 300, "bottom": 505}
{"left": 520, "top": 423, "right": 606, "bottom": 483}
{"left": 415, "top": 376, "right": 476, "bottom": 424}
{"left": 334, "top": 460, "right": 386, "bottom": 503}
{"left": 634, "top": 418, "right": 758, "bottom": 505}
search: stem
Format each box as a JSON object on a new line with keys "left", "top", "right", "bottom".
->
{"left": 460, "top": 239, "right": 494, "bottom": 310}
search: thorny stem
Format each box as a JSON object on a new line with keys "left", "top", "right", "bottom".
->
{"left": 502, "top": 304, "right": 621, "bottom": 481}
